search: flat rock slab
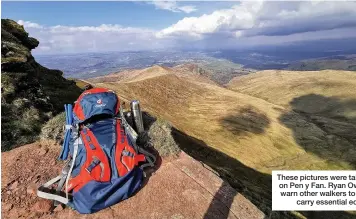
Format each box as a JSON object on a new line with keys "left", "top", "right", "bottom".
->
{"left": 2, "top": 143, "right": 264, "bottom": 219}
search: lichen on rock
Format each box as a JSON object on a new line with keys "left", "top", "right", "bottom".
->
{"left": 147, "top": 118, "right": 181, "bottom": 157}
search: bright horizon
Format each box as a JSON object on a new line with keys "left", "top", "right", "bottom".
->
{"left": 2, "top": 1, "right": 356, "bottom": 55}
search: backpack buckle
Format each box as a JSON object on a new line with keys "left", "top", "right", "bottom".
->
{"left": 85, "top": 157, "right": 101, "bottom": 173}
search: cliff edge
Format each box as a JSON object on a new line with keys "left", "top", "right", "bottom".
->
{"left": 1, "top": 19, "right": 82, "bottom": 151}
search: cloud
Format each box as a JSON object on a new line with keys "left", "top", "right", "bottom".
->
{"left": 157, "top": 1, "right": 356, "bottom": 39}
{"left": 150, "top": 1, "right": 197, "bottom": 13}
{"left": 48, "top": 24, "right": 151, "bottom": 34}
{"left": 17, "top": 1, "right": 356, "bottom": 54}
{"left": 18, "top": 20, "right": 43, "bottom": 29}
{"left": 19, "top": 21, "right": 172, "bottom": 54}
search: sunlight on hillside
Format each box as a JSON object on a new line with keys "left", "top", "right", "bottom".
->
{"left": 93, "top": 67, "right": 356, "bottom": 172}
{"left": 90, "top": 66, "right": 356, "bottom": 218}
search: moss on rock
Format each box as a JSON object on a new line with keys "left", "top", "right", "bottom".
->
{"left": 40, "top": 112, "right": 66, "bottom": 143}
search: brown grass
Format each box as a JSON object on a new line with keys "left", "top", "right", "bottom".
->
{"left": 91, "top": 66, "right": 356, "bottom": 218}
{"left": 228, "top": 70, "right": 356, "bottom": 109}
{"left": 92, "top": 67, "right": 356, "bottom": 172}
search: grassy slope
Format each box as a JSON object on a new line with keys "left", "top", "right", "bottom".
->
{"left": 92, "top": 67, "right": 356, "bottom": 218}
{"left": 96, "top": 69, "right": 356, "bottom": 172}
{"left": 228, "top": 70, "right": 356, "bottom": 170}
{"left": 228, "top": 70, "right": 356, "bottom": 108}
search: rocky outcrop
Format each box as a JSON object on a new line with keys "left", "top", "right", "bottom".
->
{"left": 1, "top": 19, "right": 82, "bottom": 151}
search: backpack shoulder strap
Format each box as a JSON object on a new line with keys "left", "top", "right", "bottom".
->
{"left": 37, "top": 159, "right": 72, "bottom": 205}
{"left": 65, "top": 136, "right": 81, "bottom": 198}
{"left": 37, "top": 135, "right": 82, "bottom": 205}
{"left": 37, "top": 175, "right": 69, "bottom": 205}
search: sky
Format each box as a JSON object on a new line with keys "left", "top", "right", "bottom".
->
{"left": 2, "top": 1, "right": 356, "bottom": 55}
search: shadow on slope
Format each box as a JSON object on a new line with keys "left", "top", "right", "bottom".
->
{"left": 140, "top": 111, "right": 270, "bottom": 217}
{"left": 171, "top": 128, "right": 293, "bottom": 219}
{"left": 172, "top": 128, "right": 356, "bottom": 219}
{"left": 287, "top": 94, "right": 356, "bottom": 124}
{"left": 279, "top": 94, "right": 356, "bottom": 219}
{"left": 220, "top": 106, "right": 270, "bottom": 136}
{"left": 279, "top": 94, "right": 356, "bottom": 169}
{"left": 138, "top": 105, "right": 355, "bottom": 218}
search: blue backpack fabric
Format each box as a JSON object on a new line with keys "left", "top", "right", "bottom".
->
{"left": 37, "top": 87, "right": 155, "bottom": 214}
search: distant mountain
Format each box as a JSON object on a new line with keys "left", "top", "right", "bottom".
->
{"left": 35, "top": 48, "right": 356, "bottom": 83}
{"left": 35, "top": 51, "right": 256, "bottom": 81}
{"left": 89, "top": 62, "right": 254, "bottom": 86}
{"left": 188, "top": 60, "right": 254, "bottom": 85}
{"left": 286, "top": 55, "right": 356, "bottom": 71}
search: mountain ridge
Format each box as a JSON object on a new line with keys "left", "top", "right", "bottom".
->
{"left": 91, "top": 65, "right": 356, "bottom": 218}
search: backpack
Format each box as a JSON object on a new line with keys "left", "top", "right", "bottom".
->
{"left": 37, "top": 87, "right": 156, "bottom": 214}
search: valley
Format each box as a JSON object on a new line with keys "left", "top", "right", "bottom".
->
{"left": 35, "top": 50, "right": 356, "bottom": 81}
